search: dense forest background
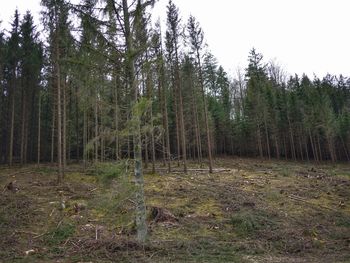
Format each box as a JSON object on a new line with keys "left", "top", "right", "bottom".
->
{"left": 1, "top": 0, "right": 350, "bottom": 170}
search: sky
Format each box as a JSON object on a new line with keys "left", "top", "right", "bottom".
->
{"left": 1, "top": 0, "right": 350, "bottom": 79}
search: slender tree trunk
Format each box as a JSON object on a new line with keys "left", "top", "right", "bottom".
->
{"left": 317, "top": 133, "right": 322, "bottom": 161}
{"left": 274, "top": 135, "right": 280, "bottom": 160}
{"left": 83, "top": 109, "right": 87, "bottom": 169}
{"left": 51, "top": 103, "right": 56, "bottom": 163}
{"left": 264, "top": 117, "right": 271, "bottom": 159}
{"left": 173, "top": 79, "right": 180, "bottom": 167}
{"left": 196, "top": 53, "right": 212, "bottom": 173}
{"left": 56, "top": 31, "right": 63, "bottom": 184}
{"left": 191, "top": 93, "right": 202, "bottom": 164}
{"left": 9, "top": 77, "right": 15, "bottom": 166}
{"left": 158, "top": 56, "right": 171, "bottom": 172}
{"left": 75, "top": 85, "right": 80, "bottom": 161}
{"left": 190, "top": 71, "right": 202, "bottom": 165}
{"left": 288, "top": 120, "right": 296, "bottom": 161}
{"left": 304, "top": 135, "right": 309, "bottom": 161}
{"left": 309, "top": 129, "right": 317, "bottom": 162}
{"left": 144, "top": 134, "right": 149, "bottom": 168}
{"left": 257, "top": 124, "right": 263, "bottom": 158}
{"left": 37, "top": 92, "right": 41, "bottom": 165}
{"left": 20, "top": 87, "right": 26, "bottom": 165}
{"left": 172, "top": 46, "right": 187, "bottom": 173}
{"left": 340, "top": 136, "right": 349, "bottom": 161}
{"left": 94, "top": 93, "right": 98, "bottom": 163}
{"left": 114, "top": 76, "right": 119, "bottom": 160}
{"left": 62, "top": 78, "right": 67, "bottom": 174}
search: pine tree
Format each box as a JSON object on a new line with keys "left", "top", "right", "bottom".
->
{"left": 186, "top": 15, "right": 213, "bottom": 172}
{"left": 166, "top": 0, "right": 187, "bottom": 173}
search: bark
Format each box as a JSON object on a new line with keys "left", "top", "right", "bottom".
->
{"left": 94, "top": 92, "right": 98, "bottom": 163}
{"left": 51, "top": 103, "right": 56, "bottom": 163}
{"left": 62, "top": 78, "right": 67, "bottom": 174}
{"left": 56, "top": 29, "right": 63, "bottom": 184}
{"left": 37, "top": 92, "right": 41, "bottom": 165}
{"left": 9, "top": 77, "right": 15, "bottom": 166}
{"left": 83, "top": 109, "right": 87, "bottom": 169}
{"left": 264, "top": 117, "right": 271, "bottom": 159}
{"left": 20, "top": 85, "right": 26, "bottom": 165}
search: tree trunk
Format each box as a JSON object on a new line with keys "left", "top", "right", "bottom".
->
{"left": 51, "top": 103, "right": 56, "bottom": 163}
{"left": 62, "top": 77, "right": 67, "bottom": 174}
{"left": 83, "top": 109, "right": 87, "bottom": 169}
{"left": 196, "top": 52, "right": 212, "bottom": 173}
{"left": 20, "top": 86, "right": 26, "bottom": 165}
{"left": 9, "top": 77, "right": 15, "bottom": 166}
{"left": 37, "top": 91, "right": 41, "bottom": 165}
{"left": 94, "top": 93, "right": 98, "bottom": 163}
{"left": 56, "top": 30, "right": 63, "bottom": 184}
{"left": 122, "top": 0, "right": 147, "bottom": 243}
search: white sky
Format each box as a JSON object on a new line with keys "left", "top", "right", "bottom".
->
{"left": 1, "top": 0, "right": 350, "bottom": 78}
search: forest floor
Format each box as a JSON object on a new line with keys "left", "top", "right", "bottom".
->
{"left": 0, "top": 158, "right": 349, "bottom": 263}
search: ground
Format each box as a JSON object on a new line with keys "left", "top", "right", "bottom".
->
{"left": 0, "top": 158, "right": 349, "bottom": 262}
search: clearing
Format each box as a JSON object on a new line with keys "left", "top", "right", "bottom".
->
{"left": 0, "top": 158, "right": 349, "bottom": 262}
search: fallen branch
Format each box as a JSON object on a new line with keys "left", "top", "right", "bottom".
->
{"left": 288, "top": 194, "right": 337, "bottom": 211}
{"left": 145, "top": 168, "right": 231, "bottom": 173}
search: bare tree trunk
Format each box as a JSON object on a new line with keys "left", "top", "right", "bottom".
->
{"left": 83, "top": 109, "right": 87, "bottom": 169}
{"left": 9, "top": 78, "right": 15, "bottom": 166}
{"left": 37, "top": 91, "right": 41, "bottom": 165}
{"left": 274, "top": 135, "right": 280, "bottom": 160}
{"left": 264, "top": 117, "right": 271, "bottom": 160}
{"left": 304, "top": 135, "right": 309, "bottom": 161}
{"left": 75, "top": 85, "right": 80, "bottom": 161}
{"left": 20, "top": 87, "right": 26, "bottom": 165}
{"left": 144, "top": 134, "right": 149, "bottom": 168}
{"left": 340, "top": 136, "right": 349, "bottom": 161}
{"left": 56, "top": 31, "right": 63, "bottom": 184}
{"left": 257, "top": 124, "right": 263, "bottom": 158}
{"left": 158, "top": 56, "right": 171, "bottom": 172}
{"left": 115, "top": 77, "right": 119, "bottom": 160}
{"left": 173, "top": 82, "right": 181, "bottom": 167}
{"left": 309, "top": 129, "right": 318, "bottom": 162}
{"left": 196, "top": 53, "right": 212, "bottom": 173}
{"left": 288, "top": 119, "right": 296, "bottom": 161}
{"left": 174, "top": 55, "right": 187, "bottom": 173}
{"left": 62, "top": 78, "right": 67, "bottom": 175}
{"left": 51, "top": 103, "right": 56, "bottom": 163}
{"left": 317, "top": 133, "right": 322, "bottom": 161}
{"left": 94, "top": 93, "right": 98, "bottom": 163}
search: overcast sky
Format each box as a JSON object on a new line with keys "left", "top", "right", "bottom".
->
{"left": 1, "top": 0, "right": 349, "bottom": 78}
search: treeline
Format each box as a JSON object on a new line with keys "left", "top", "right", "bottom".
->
{"left": 0, "top": 0, "right": 349, "bottom": 170}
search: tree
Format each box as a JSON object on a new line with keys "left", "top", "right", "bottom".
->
{"left": 186, "top": 15, "right": 213, "bottom": 172}
{"left": 166, "top": 0, "right": 187, "bottom": 173}
{"left": 6, "top": 10, "right": 21, "bottom": 166}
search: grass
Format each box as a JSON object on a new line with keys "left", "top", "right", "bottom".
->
{"left": 45, "top": 222, "right": 76, "bottom": 245}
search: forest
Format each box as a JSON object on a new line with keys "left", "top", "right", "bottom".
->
{"left": 0, "top": 0, "right": 349, "bottom": 262}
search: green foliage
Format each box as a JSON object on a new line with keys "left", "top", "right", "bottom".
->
{"left": 93, "top": 161, "right": 129, "bottom": 185}
{"left": 45, "top": 223, "right": 75, "bottom": 245}
{"left": 230, "top": 211, "right": 276, "bottom": 237}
